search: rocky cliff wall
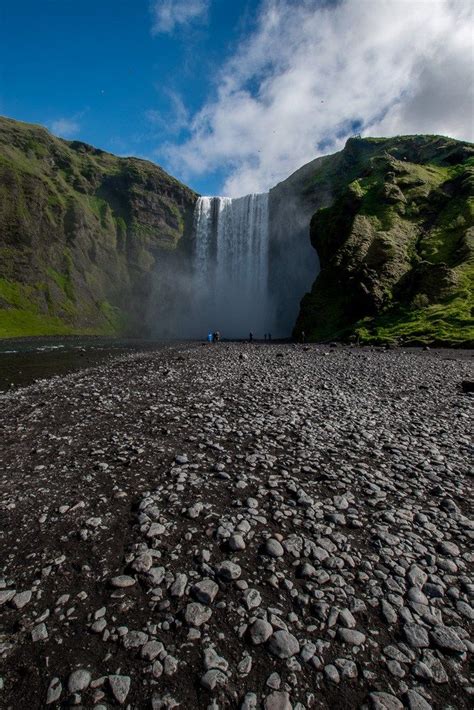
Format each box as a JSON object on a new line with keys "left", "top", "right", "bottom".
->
{"left": 0, "top": 116, "right": 197, "bottom": 337}
{"left": 294, "top": 136, "right": 474, "bottom": 346}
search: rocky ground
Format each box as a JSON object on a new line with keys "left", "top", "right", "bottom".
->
{"left": 0, "top": 343, "right": 472, "bottom": 710}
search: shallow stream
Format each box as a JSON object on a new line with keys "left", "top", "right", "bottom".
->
{"left": 0, "top": 337, "right": 165, "bottom": 391}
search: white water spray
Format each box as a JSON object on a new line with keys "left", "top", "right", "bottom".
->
{"left": 192, "top": 193, "right": 270, "bottom": 338}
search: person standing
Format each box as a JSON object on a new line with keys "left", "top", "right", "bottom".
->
{"left": 249, "top": 332, "right": 253, "bottom": 342}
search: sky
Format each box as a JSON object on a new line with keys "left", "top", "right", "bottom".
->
{"left": 0, "top": 0, "right": 472, "bottom": 196}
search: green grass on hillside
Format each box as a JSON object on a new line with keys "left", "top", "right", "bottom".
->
{"left": 353, "top": 266, "right": 474, "bottom": 345}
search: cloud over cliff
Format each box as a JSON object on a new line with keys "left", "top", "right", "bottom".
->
{"left": 163, "top": 0, "right": 473, "bottom": 196}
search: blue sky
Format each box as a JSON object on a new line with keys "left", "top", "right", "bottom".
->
{"left": 0, "top": 0, "right": 252, "bottom": 194}
{"left": 1, "top": 1, "right": 472, "bottom": 196}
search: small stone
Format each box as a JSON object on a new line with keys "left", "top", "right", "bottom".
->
{"left": 249, "top": 619, "right": 273, "bottom": 645}
{"left": 12, "top": 591, "right": 32, "bottom": 609}
{"left": 406, "top": 689, "right": 433, "bottom": 710}
{"left": 241, "top": 692, "right": 258, "bottom": 710}
{"left": 152, "top": 661, "right": 164, "bottom": 679}
{"left": 407, "top": 565, "right": 428, "bottom": 588}
{"left": 46, "top": 678, "right": 62, "bottom": 705}
{"left": 31, "top": 623, "right": 48, "bottom": 642}
{"left": 0, "top": 590, "right": 15, "bottom": 606}
{"left": 123, "top": 630, "right": 149, "bottom": 649}
{"left": 201, "top": 669, "right": 227, "bottom": 691}
{"left": 338, "top": 608, "right": 356, "bottom": 628}
{"left": 337, "top": 628, "right": 366, "bottom": 646}
{"left": 110, "top": 575, "right": 136, "bottom": 588}
{"left": 369, "top": 692, "right": 404, "bottom": 710}
{"left": 131, "top": 553, "right": 153, "bottom": 573}
{"left": 429, "top": 626, "right": 466, "bottom": 652}
{"left": 263, "top": 690, "right": 292, "bottom": 710}
{"left": 297, "top": 562, "right": 317, "bottom": 578}
{"left": 456, "top": 600, "right": 474, "bottom": 621}
{"left": 192, "top": 578, "right": 219, "bottom": 604}
{"left": 404, "top": 623, "right": 429, "bottom": 648}
{"left": 147, "top": 567, "right": 166, "bottom": 587}
{"left": 187, "top": 502, "right": 204, "bottom": 519}
{"left": 151, "top": 693, "right": 180, "bottom": 709}
{"left": 237, "top": 655, "right": 252, "bottom": 675}
{"left": 68, "top": 669, "right": 92, "bottom": 693}
{"left": 268, "top": 630, "right": 300, "bottom": 658}
{"left": 109, "top": 675, "right": 130, "bottom": 705}
{"left": 91, "top": 618, "right": 107, "bottom": 633}
{"left": 170, "top": 573, "right": 188, "bottom": 597}
{"left": 142, "top": 640, "right": 164, "bottom": 661}
{"left": 147, "top": 523, "right": 166, "bottom": 538}
{"left": 407, "top": 587, "right": 429, "bottom": 605}
{"left": 216, "top": 560, "right": 241, "bottom": 581}
{"left": 164, "top": 656, "right": 178, "bottom": 676}
{"left": 185, "top": 602, "right": 212, "bottom": 627}
{"left": 204, "top": 647, "right": 228, "bottom": 671}
{"left": 266, "top": 672, "right": 281, "bottom": 689}
{"left": 437, "top": 541, "right": 460, "bottom": 556}
{"left": 339, "top": 659, "right": 358, "bottom": 679}
{"left": 381, "top": 600, "right": 398, "bottom": 625}
{"left": 242, "top": 588, "right": 262, "bottom": 610}
{"left": 229, "top": 534, "right": 246, "bottom": 551}
{"left": 386, "top": 660, "right": 405, "bottom": 678}
{"left": 324, "top": 664, "right": 340, "bottom": 684}
{"left": 264, "top": 539, "right": 284, "bottom": 558}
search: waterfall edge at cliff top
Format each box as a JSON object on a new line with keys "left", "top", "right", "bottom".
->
{"left": 191, "top": 193, "right": 271, "bottom": 339}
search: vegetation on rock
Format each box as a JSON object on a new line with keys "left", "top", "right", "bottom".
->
{"left": 295, "top": 135, "right": 474, "bottom": 346}
{"left": 1, "top": 117, "right": 472, "bottom": 346}
{"left": 0, "top": 116, "right": 197, "bottom": 338}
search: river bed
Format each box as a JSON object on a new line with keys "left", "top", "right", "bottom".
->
{"left": 0, "top": 336, "right": 168, "bottom": 391}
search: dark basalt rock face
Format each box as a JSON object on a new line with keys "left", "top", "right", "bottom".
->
{"left": 0, "top": 116, "right": 197, "bottom": 337}
{"left": 294, "top": 135, "right": 474, "bottom": 346}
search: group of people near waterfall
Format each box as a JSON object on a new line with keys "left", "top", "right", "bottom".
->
{"left": 207, "top": 331, "right": 221, "bottom": 343}
{"left": 206, "top": 331, "right": 307, "bottom": 343}
{"left": 207, "top": 331, "right": 272, "bottom": 342}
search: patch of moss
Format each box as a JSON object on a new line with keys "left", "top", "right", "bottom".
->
{"left": 99, "top": 300, "right": 126, "bottom": 333}
{"left": 296, "top": 135, "right": 474, "bottom": 346}
{"left": 46, "top": 267, "right": 76, "bottom": 302}
{"left": 0, "top": 309, "right": 76, "bottom": 338}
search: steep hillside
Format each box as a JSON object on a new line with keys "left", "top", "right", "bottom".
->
{"left": 295, "top": 135, "right": 474, "bottom": 346}
{"left": 0, "top": 116, "right": 197, "bottom": 337}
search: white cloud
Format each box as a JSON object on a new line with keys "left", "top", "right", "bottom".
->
{"left": 49, "top": 117, "right": 81, "bottom": 138}
{"left": 151, "top": 0, "right": 210, "bottom": 35}
{"left": 163, "top": 0, "right": 474, "bottom": 196}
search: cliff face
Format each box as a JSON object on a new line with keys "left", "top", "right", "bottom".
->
{"left": 1, "top": 118, "right": 472, "bottom": 345}
{"left": 0, "top": 116, "right": 197, "bottom": 338}
{"left": 295, "top": 136, "right": 474, "bottom": 346}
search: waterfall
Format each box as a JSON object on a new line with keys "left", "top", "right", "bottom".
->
{"left": 192, "top": 193, "right": 270, "bottom": 338}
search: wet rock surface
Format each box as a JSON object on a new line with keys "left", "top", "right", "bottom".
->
{"left": 0, "top": 343, "right": 472, "bottom": 709}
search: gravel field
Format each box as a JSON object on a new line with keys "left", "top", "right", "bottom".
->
{"left": 0, "top": 342, "right": 472, "bottom": 710}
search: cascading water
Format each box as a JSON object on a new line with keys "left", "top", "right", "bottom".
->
{"left": 191, "top": 193, "right": 270, "bottom": 338}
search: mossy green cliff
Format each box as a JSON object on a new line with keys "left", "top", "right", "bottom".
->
{"left": 1, "top": 118, "right": 472, "bottom": 345}
{"left": 0, "top": 116, "right": 197, "bottom": 338}
{"left": 295, "top": 135, "right": 474, "bottom": 346}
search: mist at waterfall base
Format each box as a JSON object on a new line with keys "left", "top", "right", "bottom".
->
{"left": 149, "top": 192, "right": 318, "bottom": 340}
{"left": 191, "top": 194, "right": 272, "bottom": 339}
